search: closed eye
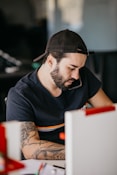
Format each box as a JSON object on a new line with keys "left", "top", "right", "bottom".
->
{"left": 70, "top": 67, "right": 75, "bottom": 71}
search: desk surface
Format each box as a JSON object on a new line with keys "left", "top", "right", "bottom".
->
{"left": 19, "top": 159, "right": 65, "bottom": 175}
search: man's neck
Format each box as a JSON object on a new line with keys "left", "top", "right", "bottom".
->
{"left": 37, "top": 65, "right": 62, "bottom": 97}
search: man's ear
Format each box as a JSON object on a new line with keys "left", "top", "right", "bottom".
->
{"left": 46, "top": 54, "right": 55, "bottom": 67}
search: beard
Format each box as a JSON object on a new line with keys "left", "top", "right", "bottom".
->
{"left": 50, "top": 65, "right": 75, "bottom": 91}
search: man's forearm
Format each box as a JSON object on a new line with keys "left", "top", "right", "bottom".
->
{"left": 21, "top": 121, "right": 65, "bottom": 160}
{"left": 22, "top": 140, "right": 65, "bottom": 160}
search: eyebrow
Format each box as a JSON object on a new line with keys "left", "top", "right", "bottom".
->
{"left": 70, "top": 64, "right": 79, "bottom": 68}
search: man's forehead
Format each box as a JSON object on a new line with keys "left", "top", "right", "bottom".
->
{"left": 62, "top": 53, "right": 87, "bottom": 62}
{"left": 60, "top": 54, "right": 86, "bottom": 68}
{"left": 64, "top": 52, "right": 87, "bottom": 58}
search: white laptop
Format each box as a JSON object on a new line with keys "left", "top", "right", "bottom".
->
{"left": 65, "top": 104, "right": 117, "bottom": 175}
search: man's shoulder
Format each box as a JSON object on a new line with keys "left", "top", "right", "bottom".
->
{"left": 9, "top": 70, "right": 36, "bottom": 94}
{"left": 16, "top": 71, "right": 34, "bottom": 87}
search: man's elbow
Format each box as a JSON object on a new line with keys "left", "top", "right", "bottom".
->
{"left": 22, "top": 146, "right": 46, "bottom": 160}
{"left": 22, "top": 146, "right": 37, "bottom": 159}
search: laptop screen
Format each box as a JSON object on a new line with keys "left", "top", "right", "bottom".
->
{"left": 65, "top": 104, "right": 117, "bottom": 175}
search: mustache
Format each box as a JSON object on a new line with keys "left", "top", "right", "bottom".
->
{"left": 67, "top": 78, "right": 76, "bottom": 81}
{"left": 64, "top": 78, "right": 76, "bottom": 83}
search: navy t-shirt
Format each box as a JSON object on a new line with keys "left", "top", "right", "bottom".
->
{"left": 6, "top": 66, "right": 101, "bottom": 144}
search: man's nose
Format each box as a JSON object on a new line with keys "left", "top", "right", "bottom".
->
{"left": 71, "top": 69, "right": 79, "bottom": 80}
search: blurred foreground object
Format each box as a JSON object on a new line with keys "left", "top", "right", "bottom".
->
{"left": 0, "top": 122, "right": 25, "bottom": 175}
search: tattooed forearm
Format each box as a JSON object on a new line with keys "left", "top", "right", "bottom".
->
{"left": 21, "top": 122, "right": 38, "bottom": 147}
{"left": 20, "top": 122, "right": 65, "bottom": 160}
{"left": 32, "top": 142, "right": 65, "bottom": 160}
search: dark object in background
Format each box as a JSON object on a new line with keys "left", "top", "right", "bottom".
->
{"left": 0, "top": 8, "right": 47, "bottom": 62}
{"left": 86, "top": 51, "right": 117, "bottom": 103}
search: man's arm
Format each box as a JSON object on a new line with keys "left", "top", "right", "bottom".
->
{"left": 21, "top": 121, "right": 65, "bottom": 160}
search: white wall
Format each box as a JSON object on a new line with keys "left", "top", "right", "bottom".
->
{"left": 79, "top": 0, "right": 117, "bottom": 51}
{"left": 47, "top": 0, "right": 117, "bottom": 51}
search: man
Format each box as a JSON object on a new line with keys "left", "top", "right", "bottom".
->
{"left": 6, "top": 29, "right": 113, "bottom": 160}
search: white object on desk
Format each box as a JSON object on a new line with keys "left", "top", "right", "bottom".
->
{"left": 19, "top": 159, "right": 65, "bottom": 175}
{"left": 3, "top": 121, "right": 21, "bottom": 160}
{"left": 3, "top": 121, "right": 23, "bottom": 175}
{"left": 65, "top": 104, "right": 117, "bottom": 175}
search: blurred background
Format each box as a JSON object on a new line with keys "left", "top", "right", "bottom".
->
{"left": 0, "top": 0, "right": 117, "bottom": 121}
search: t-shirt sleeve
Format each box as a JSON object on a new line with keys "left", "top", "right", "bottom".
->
{"left": 82, "top": 67, "right": 102, "bottom": 99}
{"left": 6, "top": 87, "right": 34, "bottom": 122}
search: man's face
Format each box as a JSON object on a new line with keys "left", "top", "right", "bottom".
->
{"left": 50, "top": 53, "right": 87, "bottom": 90}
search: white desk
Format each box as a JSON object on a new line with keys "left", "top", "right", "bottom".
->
{"left": 19, "top": 159, "right": 65, "bottom": 175}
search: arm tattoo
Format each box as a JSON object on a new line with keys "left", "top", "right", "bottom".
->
{"left": 32, "top": 142, "right": 65, "bottom": 160}
{"left": 21, "top": 122, "right": 65, "bottom": 160}
{"left": 21, "top": 121, "right": 38, "bottom": 147}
